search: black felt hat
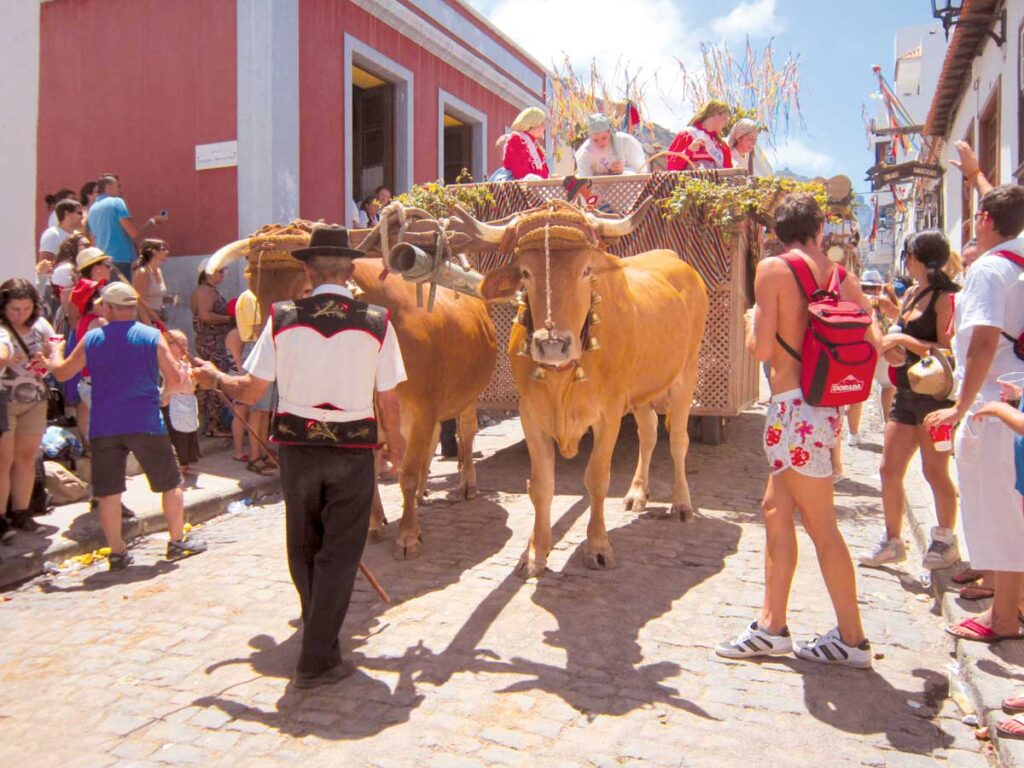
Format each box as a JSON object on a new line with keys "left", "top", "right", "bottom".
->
{"left": 293, "top": 224, "right": 366, "bottom": 261}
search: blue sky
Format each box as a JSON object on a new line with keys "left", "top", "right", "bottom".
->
{"left": 466, "top": 0, "right": 943, "bottom": 192}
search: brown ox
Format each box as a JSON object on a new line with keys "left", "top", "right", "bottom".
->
{"left": 448, "top": 200, "right": 708, "bottom": 577}
{"left": 206, "top": 215, "right": 497, "bottom": 559}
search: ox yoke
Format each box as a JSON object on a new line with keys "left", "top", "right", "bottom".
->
{"left": 514, "top": 249, "right": 708, "bottom": 459}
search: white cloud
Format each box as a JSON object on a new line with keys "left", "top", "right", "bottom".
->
{"left": 710, "top": 0, "right": 784, "bottom": 42}
{"left": 766, "top": 137, "right": 836, "bottom": 177}
{"left": 465, "top": 0, "right": 788, "bottom": 130}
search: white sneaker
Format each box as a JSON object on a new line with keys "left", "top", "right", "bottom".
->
{"left": 795, "top": 626, "right": 872, "bottom": 669}
{"left": 715, "top": 620, "right": 793, "bottom": 660}
{"left": 847, "top": 432, "right": 860, "bottom": 447}
{"left": 858, "top": 535, "right": 906, "bottom": 567}
{"left": 922, "top": 526, "right": 960, "bottom": 570}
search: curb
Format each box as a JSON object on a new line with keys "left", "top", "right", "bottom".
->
{"left": 0, "top": 464, "right": 280, "bottom": 591}
{"left": 902, "top": 457, "right": 1024, "bottom": 767}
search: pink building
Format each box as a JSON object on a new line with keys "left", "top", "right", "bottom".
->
{"left": 20, "top": 0, "right": 547, "bottom": 296}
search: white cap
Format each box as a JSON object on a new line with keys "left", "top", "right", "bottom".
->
{"left": 51, "top": 262, "right": 75, "bottom": 288}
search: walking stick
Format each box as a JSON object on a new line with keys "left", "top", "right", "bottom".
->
{"left": 212, "top": 389, "right": 392, "bottom": 603}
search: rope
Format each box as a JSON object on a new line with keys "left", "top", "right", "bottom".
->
{"left": 543, "top": 203, "right": 553, "bottom": 331}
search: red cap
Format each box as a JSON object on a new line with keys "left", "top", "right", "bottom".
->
{"left": 226, "top": 297, "right": 238, "bottom": 318}
{"left": 70, "top": 279, "right": 102, "bottom": 314}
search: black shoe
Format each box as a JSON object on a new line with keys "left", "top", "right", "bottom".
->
{"left": 9, "top": 510, "right": 41, "bottom": 532}
{"left": 294, "top": 661, "right": 356, "bottom": 689}
{"left": 0, "top": 516, "right": 15, "bottom": 544}
{"left": 166, "top": 534, "right": 208, "bottom": 561}
{"left": 108, "top": 551, "right": 134, "bottom": 571}
{"left": 89, "top": 500, "right": 136, "bottom": 519}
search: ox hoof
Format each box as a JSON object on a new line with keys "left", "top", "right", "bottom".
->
{"left": 672, "top": 504, "right": 696, "bottom": 522}
{"left": 367, "top": 527, "right": 387, "bottom": 544}
{"left": 515, "top": 554, "right": 548, "bottom": 580}
{"left": 393, "top": 536, "right": 423, "bottom": 560}
{"left": 584, "top": 548, "right": 616, "bottom": 570}
{"left": 623, "top": 490, "right": 648, "bottom": 514}
{"left": 461, "top": 484, "right": 477, "bottom": 500}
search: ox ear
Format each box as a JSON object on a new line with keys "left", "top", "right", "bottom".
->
{"left": 479, "top": 264, "right": 522, "bottom": 302}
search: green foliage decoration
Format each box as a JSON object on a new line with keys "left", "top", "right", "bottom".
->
{"left": 661, "top": 176, "right": 830, "bottom": 237}
{"left": 396, "top": 180, "right": 496, "bottom": 219}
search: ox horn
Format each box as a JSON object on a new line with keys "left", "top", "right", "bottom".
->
{"left": 205, "top": 239, "right": 248, "bottom": 274}
{"left": 586, "top": 196, "right": 654, "bottom": 240}
{"left": 387, "top": 243, "right": 485, "bottom": 304}
{"left": 447, "top": 204, "right": 512, "bottom": 249}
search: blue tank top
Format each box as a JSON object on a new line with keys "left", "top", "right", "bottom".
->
{"left": 83, "top": 321, "right": 165, "bottom": 439}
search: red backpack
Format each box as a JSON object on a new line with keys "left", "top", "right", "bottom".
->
{"left": 775, "top": 254, "right": 877, "bottom": 407}
{"left": 993, "top": 250, "right": 1024, "bottom": 361}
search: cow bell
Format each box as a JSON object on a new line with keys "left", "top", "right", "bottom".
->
{"left": 573, "top": 365, "right": 588, "bottom": 383}
{"left": 591, "top": 293, "right": 603, "bottom": 305}
{"left": 387, "top": 243, "right": 484, "bottom": 301}
{"left": 586, "top": 337, "right": 601, "bottom": 352}
{"left": 517, "top": 340, "right": 530, "bottom": 357}
{"left": 589, "top": 311, "right": 601, "bottom": 326}
{"left": 530, "top": 367, "right": 546, "bottom": 382}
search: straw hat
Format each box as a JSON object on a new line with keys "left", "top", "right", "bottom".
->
{"left": 76, "top": 247, "right": 111, "bottom": 272}
{"left": 98, "top": 282, "right": 139, "bottom": 307}
{"left": 907, "top": 351, "right": 955, "bottom": 401}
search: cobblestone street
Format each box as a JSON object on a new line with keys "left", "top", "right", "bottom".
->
{"left": 0, "top": 406, "right": 993, "bottom": 767}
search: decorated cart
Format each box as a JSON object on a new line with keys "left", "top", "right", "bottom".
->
{"left": 430, "top": 169, "right": 782, "bottom": 444}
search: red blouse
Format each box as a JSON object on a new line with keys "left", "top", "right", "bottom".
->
{"left": 502, "top": 132, "right": 549, "bottom": 179}
{"left": 666, "top": 122, "right": 733, "bottom": 171}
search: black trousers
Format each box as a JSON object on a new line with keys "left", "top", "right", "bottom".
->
{"left": 279, "top": 444, "right": 375, "bottom": 676}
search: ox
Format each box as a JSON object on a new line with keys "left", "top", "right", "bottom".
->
{"left": 206, "top": 214, "right": 497, "bottom": 559}
{"left": 447, "top": 199, "right": 709, "bottom": 577}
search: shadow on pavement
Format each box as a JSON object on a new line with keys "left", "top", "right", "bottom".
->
{"left": 38, "top": 560, "right": 178, "bottom": 592}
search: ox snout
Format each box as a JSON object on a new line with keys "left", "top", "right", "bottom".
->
{"left": 530, "top": 329, "right": 582, "bottom": 366}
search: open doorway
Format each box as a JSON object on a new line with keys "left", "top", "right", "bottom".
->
{"left": 437, "top": 90, "right": 486, "bottom": 183}
{"left": 352, "top": 66, "right": 394, "bottom": 201}
{"left": 443, "top": 114, "right": 472, "bottom": 184}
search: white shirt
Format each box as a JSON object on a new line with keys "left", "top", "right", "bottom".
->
{"left": 953, "top": 237, "right": 1024, "bottom": 406}
{"left": 574, "top": 132, "right": 648, "bottom": 176}
{"left": 244, "top": 284, "right": 407, "bottom": 422}
{"left": 39, "top": 225, "right": 71, "bottom": 256}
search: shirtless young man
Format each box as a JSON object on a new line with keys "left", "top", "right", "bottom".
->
{"left": 716, "top": 193, "right": 882, "bottom": 668}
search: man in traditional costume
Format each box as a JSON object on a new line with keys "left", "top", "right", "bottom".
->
{"left": 927, "top": 143, "right": 1024, "bottom": 644}
{"left": 666, "top": 99, "right": 733, "bottom": 171}
{"left": 574, "top": 113, "right": 647, "bottom": 176}
{"left": 194, "top": 224, "right": 407, "bottom": 688}
{"left": 499, "top": 106, "right": 549, "bottom": 180}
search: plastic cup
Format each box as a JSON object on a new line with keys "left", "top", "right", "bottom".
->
{"left": 929, "top": 423, "right": 953, "bottom": 452}
{"left": 997, "top": 372, "right": 1024, "bottom": 408}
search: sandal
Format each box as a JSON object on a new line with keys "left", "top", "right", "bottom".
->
{"left": 246, "top": 459, "right": 275, "bottom": 476}
{"left": 996, "top": 714, "right": 1024, "bottom": 740}
{"left": 232, "top": 454, "right": 249, "bottom": 462}
{"left": 952, "top": 568, "right": 983, "bottom": 585}
{"left": 958, "top": 586, "right": 995, "bottom": 600}
{"left": 945, "top": 616, "right": 1024, "bottom": 643}
{"left": 1004, "top": 695, "right": 1024, "bottom": 715}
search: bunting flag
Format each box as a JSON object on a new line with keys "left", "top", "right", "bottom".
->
{"left": 868, "top": 195, "right": 880, "bottom": 245}
{"left": 872, "top": 65, "right": 920, "bottom": 155}
{"left": 623, "top": 101, "right": 641, "bottom": 134}
{"left": 890, "top": 183, "right": 908, "bottom": 215}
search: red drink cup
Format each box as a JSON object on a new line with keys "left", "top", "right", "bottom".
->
{"left": 929, "top": 423, "right": 953, "bottom": 452}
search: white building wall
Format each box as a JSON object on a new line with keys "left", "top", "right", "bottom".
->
{"left": 0, "top": 1, "right": 41, "bottom": 281}
{"left": 941, "top": 2, "right": 1024, "bottom": 249}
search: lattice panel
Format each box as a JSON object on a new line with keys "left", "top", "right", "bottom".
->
{"left": 478, "top": 301, "right": 519, "bottom": 410}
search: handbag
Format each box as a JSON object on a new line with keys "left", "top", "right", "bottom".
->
{"left": 907, "top": 350, "right": 955, "bottom": 401}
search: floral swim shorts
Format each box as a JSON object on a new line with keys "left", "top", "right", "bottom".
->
{"left": 764, "top": 388, "right": 842, "bottom": 479}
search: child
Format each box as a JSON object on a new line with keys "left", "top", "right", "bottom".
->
{"left": 161, "top": 330, "right": 201, "bottom": 475}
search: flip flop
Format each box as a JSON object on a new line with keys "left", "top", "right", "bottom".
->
{"left": 952, "top": 569, "right": 983, "bottom": 585}
{"left": 945, "top": 616, "right": 1024, "bottom": 643}
{"left": 1003, "top": 695, "right": 1024, "bottom": 715}
{"left": 996, "top": 714, "right": 1024, "bottom": 740}
{"left": 959, "top": 586, "right": 995, "bottom": 600}
{"left": 246, "top": 459, "right": 275, "bottom": 476}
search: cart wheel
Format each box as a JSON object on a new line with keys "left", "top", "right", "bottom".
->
{"left": 700, "top": 416, "right": 725, "bottom": 445}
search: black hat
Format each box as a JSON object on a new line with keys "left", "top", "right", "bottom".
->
{"left": 293, "top": 224, "right": 366, "bottom": 261}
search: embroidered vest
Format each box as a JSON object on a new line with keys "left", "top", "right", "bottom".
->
{"left": 270, "top": 293, "right": 388, "bottom": 449}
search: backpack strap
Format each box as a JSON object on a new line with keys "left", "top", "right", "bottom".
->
{"left": 773, "top": 255, "right": 841, "bottom": 361}
{"left": 992, "top": 251, "right": 1024, "bottom": 345}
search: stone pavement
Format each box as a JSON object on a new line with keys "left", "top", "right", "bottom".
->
{"left": 0, "top": 438, "right": 280, "bottom": 589}
{"left": 0, "top": 406, "right": 994, "bottom": 767}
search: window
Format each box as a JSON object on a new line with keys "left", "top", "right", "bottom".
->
{"left": 978, "top": 79, "right": 1000, "bottom": 186}
{"left": 961, "top": 120, "right": 975, "bottom": 249}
